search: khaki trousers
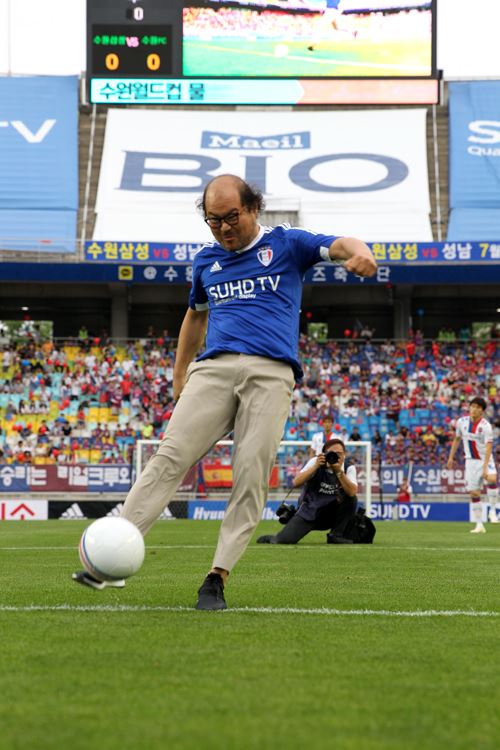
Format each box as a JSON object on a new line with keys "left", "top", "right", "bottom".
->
{"left": 121, "top": 353, "right": 294, "bottom": 572}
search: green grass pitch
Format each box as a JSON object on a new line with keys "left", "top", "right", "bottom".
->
{"left": 0, "top": 520, "right": 498, "bottom": 750}
{"left": 183, "top": 39, "right": 430, "bottom": 77}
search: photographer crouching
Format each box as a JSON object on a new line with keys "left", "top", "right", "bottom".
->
{"left": 257, "top": 438, "right": 358, "bottom": 545}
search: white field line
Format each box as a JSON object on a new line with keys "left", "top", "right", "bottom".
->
{"left": 0, "top": 604, "right": 498, "bottom": 618}
{"left": 1, "top": 545, "right": 500, "bottom": 553}
{"left": 0, "top": 545, "right": 215, "bottom": 551}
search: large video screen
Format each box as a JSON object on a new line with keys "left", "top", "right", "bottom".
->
{"left": 201, "top": 1, "right": 326, "bottom": 8}
{"left": 87, "top": 0, "right": 438, "bottom": 105}
{"left": 183, "top": 1, "right": 435, "bottom": 78}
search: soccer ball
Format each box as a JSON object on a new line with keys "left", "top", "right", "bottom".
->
{"left": 79, "top": 517, "right": 145, "bottom": 581}
{"left": 274, "top": 43, "right": 289, "bottom": 58}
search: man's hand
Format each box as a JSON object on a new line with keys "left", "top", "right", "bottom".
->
{"left": 329, "top": 237, "right": 377, "bottom": 278}
{"left": 344, "top": 254, "right": 377, "bottom": 278}
{"left": 173, "top": 370, "right": 187, "bottom": 401}
{"left": 172, "top": 308, "right": 208, "bottom": 401}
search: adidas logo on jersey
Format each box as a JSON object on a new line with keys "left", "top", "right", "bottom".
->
{"left": 210, "top": 261, "right": 223, "bottom": 272}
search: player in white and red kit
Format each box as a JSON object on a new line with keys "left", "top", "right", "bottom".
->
{"left": 447, "top": 397, "right": 498, "bottom": 533}
{"left": 310, "top": 415, "right": 337, "bottom": 456}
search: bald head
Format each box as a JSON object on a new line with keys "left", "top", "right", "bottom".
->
{"left": 198, "top": 174, "right": 264, "bottom": 252}
{"left": 198, "top": 174, "right": 264, "bottom": 216}
{"left": 205, "top": 174, "right": 246, "bottom": 203}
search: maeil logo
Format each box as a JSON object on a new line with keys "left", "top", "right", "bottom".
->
{"left": 200, "top": 131, "right": 310, "bottom": 150}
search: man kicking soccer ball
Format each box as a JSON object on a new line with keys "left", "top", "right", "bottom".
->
{"left": 447, "top": 396, "right": 499, "bottom": 533}
{"left": 73, "top": 174, "right": 376, "bottom": 608}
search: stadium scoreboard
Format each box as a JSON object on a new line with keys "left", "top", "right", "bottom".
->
{"left": 87, "top": 0, "right": 439, "bottom": 106}
{"left": 87, "top": 1, "right": 175, "bottom": 79}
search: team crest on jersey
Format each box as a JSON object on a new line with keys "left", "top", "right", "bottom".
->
{"left": 257, "top": 246, "right": 273, "bottom": 267}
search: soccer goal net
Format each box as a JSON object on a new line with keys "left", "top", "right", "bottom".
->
{"left": 135, "top": 439, "right": 372, "bottom": 516}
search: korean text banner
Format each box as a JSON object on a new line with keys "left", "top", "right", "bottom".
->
{"left": 95, "top": 108, "right": 430, "bottom": 216}
{"left": 0, "top": 76, "right": 79, "bottom": 209}
{"left": 84, "top": 239, "right": 500, "bottom": 265}
{"left": 0, "top": 465, "right": 131, "bottom": 493}
{"left": 449, "top": 81, "right": 500, "bottom": 209}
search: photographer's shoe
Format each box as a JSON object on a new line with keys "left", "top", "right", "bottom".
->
{"left": 195, "top": 572, "right": 227, "bottom": 611}
{"left": 72, "top": 570, "right": 126, "bottom": 590}
{"left": 327, "top": 535, "right": 354, "bottom": 544}
{"left": 257, "top": 535, "right": 276, "bottom": 544}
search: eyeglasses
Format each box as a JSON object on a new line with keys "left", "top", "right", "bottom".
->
{"left": 204, "top": 209, "right": 242, "bottom": 229}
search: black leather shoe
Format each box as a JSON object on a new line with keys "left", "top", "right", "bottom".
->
{"left": 326, "top": 535, "right": 354, "bottom": 544}
{"left": 257, "top": 535, "right": 276, "bottom": 544}
{"left": 195, "top": 573, "right": 227, "bottom": 610}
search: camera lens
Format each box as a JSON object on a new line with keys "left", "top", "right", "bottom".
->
{"left": 325, "top": 451, "right": 339, "bottom": 464}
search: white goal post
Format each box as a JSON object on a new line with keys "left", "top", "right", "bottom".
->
{"left": 135, "top": 439, "right": 372, "bottom": 513}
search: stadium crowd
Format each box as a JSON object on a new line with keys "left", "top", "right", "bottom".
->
{"left": 183, "top": 5, "right": 427, "bottom": 42}
{"left": 0, "top": 330, "right": 498, "bottom": 468}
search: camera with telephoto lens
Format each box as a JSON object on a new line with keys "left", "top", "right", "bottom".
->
{"left": 276, "top": 502, "right": 297, "bottom": 525}
{"left": 324, "top": 450, "right": 340, "bottom": 465}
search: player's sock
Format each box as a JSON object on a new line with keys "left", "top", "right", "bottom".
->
{"left": 470, "top": 498, "right": 485, "bottom": 528}
{"left": 486, "top": 484, "right": 499, "bottom": 521}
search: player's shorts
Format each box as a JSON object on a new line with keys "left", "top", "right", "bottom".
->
{"left": 465, "top": 458, "right": 497, "bottom": 492}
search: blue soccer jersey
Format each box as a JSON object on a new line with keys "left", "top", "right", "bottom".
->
{"left": 189, "top": 224, "right": 338, "bottom": 380}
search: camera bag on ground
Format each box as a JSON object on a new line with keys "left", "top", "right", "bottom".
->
{"left": 326, "top": 508, "right": 376, "bottom": 545}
